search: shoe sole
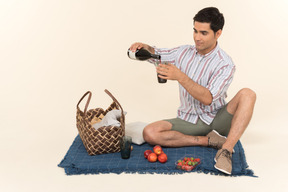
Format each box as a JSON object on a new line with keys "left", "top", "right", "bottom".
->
{"left": 212, "top": 130, "right": 235, "bottom": 153}
{"left": 214, "top": 165, "right": 231, "bottom": 175}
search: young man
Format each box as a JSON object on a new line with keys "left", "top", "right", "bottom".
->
{"left": 129, "top": 7, "right": 256, "bottom": 175}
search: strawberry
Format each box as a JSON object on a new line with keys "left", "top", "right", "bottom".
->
{"left": 182, "top": 165, "right": 186, "bottom": 170}
{"left": 185, "top": 165, "right": 193, "bottom": 171}
{"left": 176, "top": 156, "right": 200, "bottom": 171}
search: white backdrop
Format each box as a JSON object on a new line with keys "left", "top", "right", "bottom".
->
{"left": 1, "top": 0, "right": 288, "bottom": 191}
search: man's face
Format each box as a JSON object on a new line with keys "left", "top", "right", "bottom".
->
{"left": 193, "top": 21, "right": 221, "bottom": 55}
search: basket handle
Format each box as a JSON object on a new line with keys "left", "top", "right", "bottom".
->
{"left": 77, "top": 91, "right": 92, "bottom": 115}
{"left": 104, "top": 89, "right": 125, "bottom": 117}
{"left": 104, "top": 89, "right": 125, "bottom": 132}
{"left": 77, "top": 90, "right": 124, "bottom": 118}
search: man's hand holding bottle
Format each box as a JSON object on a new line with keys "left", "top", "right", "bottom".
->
{"left": 128, "top": 42, "right": 181, "bottom": 84}
{"left": 129, "top": 42, "right": 155, "bottom": 54}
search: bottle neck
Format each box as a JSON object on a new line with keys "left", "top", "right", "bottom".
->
{"left": 151, "top": 54, "right": 161, "bottom": 60}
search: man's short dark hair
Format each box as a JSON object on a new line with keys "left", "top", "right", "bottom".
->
{"left": 193, "top": 7, "right": 225, "bottom": 33}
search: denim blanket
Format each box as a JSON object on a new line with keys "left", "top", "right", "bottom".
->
{"left": 58, "top": 135, "right": 255, "bottom": 176}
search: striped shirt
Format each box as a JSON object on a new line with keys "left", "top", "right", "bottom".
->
{"left": 149, "top": 44, "right": 235, "bottom": 125}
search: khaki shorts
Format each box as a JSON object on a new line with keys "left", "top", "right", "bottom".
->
{"left": 164, "top": 105, "right": 233, "bottom": 137}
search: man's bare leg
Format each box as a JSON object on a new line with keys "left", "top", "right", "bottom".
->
{"left": 222, "top": 88, "right": 257, "bottom": 153}
{"left": 143, "top": 88, "right": 256, "bottom": 150}
{"left": 143, "top": 120, "right": 208, "bottom": 147}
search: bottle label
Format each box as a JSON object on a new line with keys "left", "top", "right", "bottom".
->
{"left": 128, "top": 50, "right": 137, "bottom": 60}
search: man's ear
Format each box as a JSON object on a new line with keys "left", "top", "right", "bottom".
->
{"left": 215, "top": 29, "right": 222, "bottom": 39}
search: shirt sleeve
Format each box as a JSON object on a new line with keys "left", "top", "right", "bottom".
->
{"left": 207, "top": 63, "right": 236, "bottom": 102}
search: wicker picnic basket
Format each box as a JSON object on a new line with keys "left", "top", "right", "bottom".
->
{"left": 76, "top": 89, "right": 125, "bottom": 155}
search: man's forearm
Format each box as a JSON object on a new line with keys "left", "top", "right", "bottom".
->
{"left": 178, "top": 74, "right": 213, "bottom": 106}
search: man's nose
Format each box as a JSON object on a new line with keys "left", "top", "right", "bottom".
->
{"left": 194, "top": 33, "right": 201, "bottom": 41}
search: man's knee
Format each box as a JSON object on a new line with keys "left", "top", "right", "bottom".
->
{"left": 143, "top": 125, "right": 156, "bottom": 144}
{"left": 142, "top": 121, "right": 172, "bottom": 145}
{"left": 228, "top": 88, "right": 256, "bottom": 114}
{"left": 239, "top": 88, "right": 257, "bottom": 102}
